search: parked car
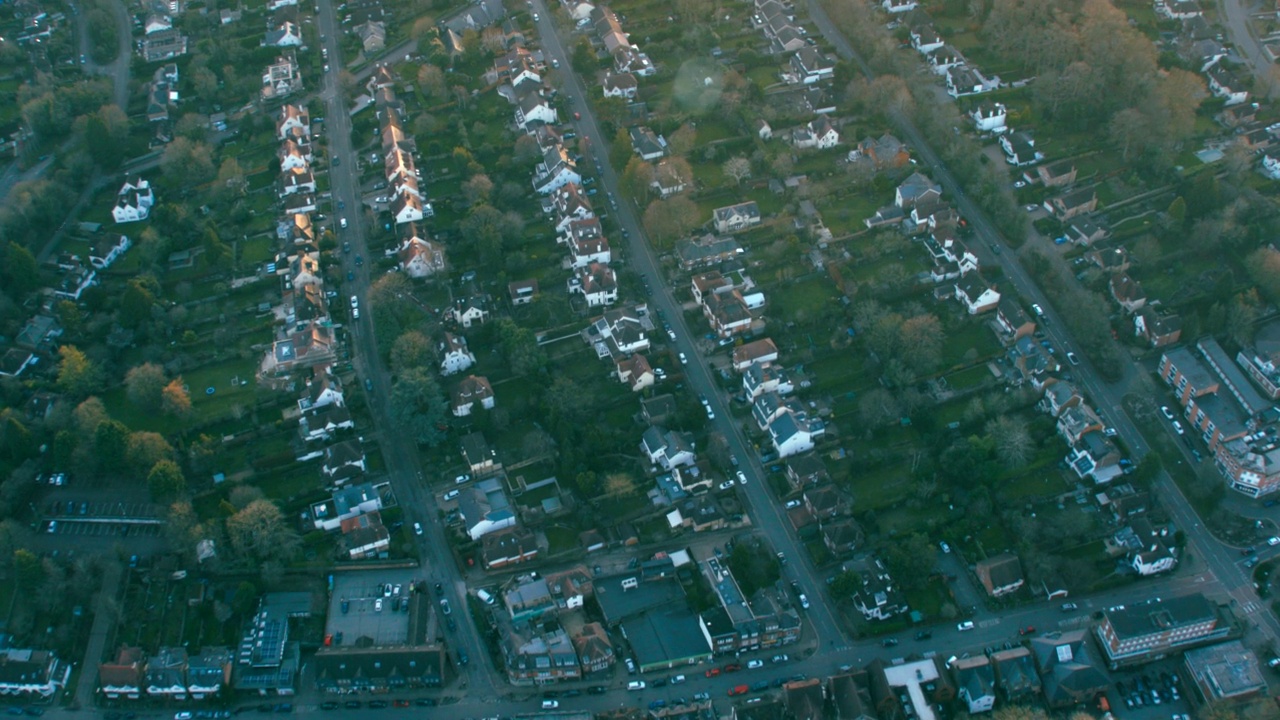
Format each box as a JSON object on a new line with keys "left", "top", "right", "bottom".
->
{"left": 1160, "top": 406, "right": 1175, "bottom": 420}
{"left": 957, "top": 621, "right": 975, "bottom": 631}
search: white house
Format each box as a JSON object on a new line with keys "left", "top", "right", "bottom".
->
{"left": 311, "top": 482, "right": 383, "bottom": 532}
{"left": 713, "top": 202, "right": 761, "bottom": 234}
{"left": 88, "top": 234, "right": 131, "bottom": 269}
{"left": 743, "top": 363, "right": 794, "bottom": 401}
{"left": 265, "top": 20, "right": 303, "bottom": 47}
{"left": 552, "top": 184, "right": 595, "bottom": 233}
{"left": 278, "top": 140, "right": 310, "bottom": 171}
{"left": 515, "top": 93, "right": 558, "bottom": 131}
{"left": 570, "top": 235, "right": 611, "bottom": 268}
{"left": 299, "top": 404, "right": 354, "bottom": 442}
{"left": 450, "top": 296, "right": 490, "bottom": 327}
{"left": 280, "top": 167, "right": 317, "bottom": 196}
{"left": 952, "top": 657, "right": 997, "bottom": 715}
{"left": 629, "top": 126, "right": 667, "bottom": 160}
{"left": 769, "top": 409, "right": 823, "bottom": 458}
{"left": 602, "top": 72, "right": 638, "bottom": 99}
{"left": 1207, "top": 66, "right": 1248, "bottom": 106}
{"left": 946, "top": 66, "right": 1000, "bottom": 98}
{"left": 112, "top": 177, "right": 155, "bottom": 224}
{"left": 792, "top": 116, "right": 839, "bottom": 149}
{"left": 532, "top": 146, "right": 582, "bottom": 195}
{"left": 276, "top": 104, "right": 309, "bottom": 140}
{"left": 266, "top": 0, "right": 298, "bottom": 10}
{"left": 789, "top": 47, "right": 835, "bottom": 84}
{"left": 928, "top": 45, "right": 966, "bottom": 76}
{"left": 970, "top": 102, "right": 1007, "bottom": 133}
{"left": 439, "top": 332, "right": 477, "bottom": 375}
{"left": 882, "top": 0, "right": 918, "bottom": 12}
{"left": 583, "top": 306, "right": 650, "bottom": 358}
{"left": 641, "top": 426, "right": 697, "bottom": 469}
{"left": 391, "top": 194, "right": 425, "bottom": 225}
{"left": 650, "top": 159, "right": 688, "bottom": 197}
{"left": 999, "top": 131, "right": 1043, "bottom": 167}
{"left": 615, "top": 354, "right": 655, "bottom": 392}
{"left": 1156, "top": 0, "right": 1202, "bottom": 19}
{"left": 398, "top": 233, "right": 446, "bottom": 278}
{"left": 569, "top": 262, "right": 618, "bottom": 307}
{"left": 910, "top": 25, "right": 944, "bottom": 54}
{"left": 954, "top": 277, "right": 1001, "bottom": 314}
{"left": 451, "top": 375, "right": 495, "bottom": 416}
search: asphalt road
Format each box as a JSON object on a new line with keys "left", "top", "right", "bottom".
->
{"left": 1215, "top": 0, "right": 1277, "bottom": 99}
{"left": 804, "top": 0, "right": 1280, "bottom": 647}
{"left": 314, "top": 0, "right": 501, "bottom": 699}
{"left": 529, "top": 0, "right": 848, "bottom": 649}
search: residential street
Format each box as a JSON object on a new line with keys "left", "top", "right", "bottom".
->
{"left": 1215, "top": 0, "right": 1277, "bottom": 98}
{"left": 804, "top": 0, "right": 1280, "bottom": 647}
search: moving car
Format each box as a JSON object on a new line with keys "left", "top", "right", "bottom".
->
{"left": 957, "top": 621, "right": 975, "bottom": 631}
{"left": 413, "top": 522, "right": 423, "bottom": 536}
{"left": 627, "top": 681, "right": 646, "bottom": 691}
{"left": 747, "top": 660, "right": 764, "bottom": 669}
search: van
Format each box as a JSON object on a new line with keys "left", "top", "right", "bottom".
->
{"left": 477, "top": 589, "right": 495, "bottom": 605}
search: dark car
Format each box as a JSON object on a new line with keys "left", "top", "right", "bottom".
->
{"left": 412, "top": 699, "right": 436, "bottom": 707}
{"left": 882, "top": 638, "right": 899, "bottom": 647}
{"left": 319, "top": 703, "right": 338, "bottom": 711}
{"left": 587, "top": 686, "right": 607, "bottom": 695}
{"left": 914, "top": 630, "right": 932, "bottom": 640}
{"left": 344, "top": 701, "right": 362, "bottom": 710}
{"left": 366, "top": 701, "right": 388, "bottom": 709}
{"left": 23, "top": 710, "right": 42, "bottom": 717}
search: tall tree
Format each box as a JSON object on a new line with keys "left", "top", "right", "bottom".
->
{"left": 987, "top": 415, "right": 1033, "bottom": 469}
{"left": 147, "top": 460, "right": 187, "bottom": 503}
{"left": 390, "top": 331, "right": 434, "bottom": 373}
{"left": 126, "top": 431, "right": 175, "bottom": 472}
{"left": 125, "top": 362, "right": 167, "bottom": 410}
{"left": 56, "top": 346, "right": 104, "bottom": 398}
{"left": 390, "top": 368, "right": 448, "bottom": 446}
{"left": 93, "top": 420, "right": 131, "bottom": 477}
{"left": 226, "top": 500, "right": 300, "bottom": 560}
{"left": 496, "top": 318, "right": 547, "bottom": 376}
{"left": 161, "top": 378, "right": 192, "bottom": 418}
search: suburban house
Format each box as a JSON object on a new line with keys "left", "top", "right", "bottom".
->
{"left": 569, "top": 262, "right": 619, "bottom": 307}
{"left": 676, "top": 233, "right": 743, "bottom": 270}
{"left": 572, "top": 623, "right": 615, "bottom": 674}
{"left": 341, "top": 511, "right": 390, "bottom": 559}
{"left": 951, "top": 656, "right": 997, "bottom": 715}
{"left": 954, "top": 276, "right": 1001, "bottom": 314}
{"left": 1109, "top": 273, "right": 1147, "bottom": 314}
{"left": 613, "top": 46, "right": 655, "bottom": 76}
{"left": 459, "top": 478, "right": 517, "bottom": 540}
{"left": 615, "top": 354, "right": 655, "bottom": 392}
{"left": 1037, "top": 160, "right": 1077, "bottom": 188}
{"left": 974, "top": 553, "right": 1025, "bottom": 598}
{"left": 852, "top": 134, "right": 910, "bottom": 169}
{"left": 995, "top": 298, "right": 1036, "bottom": 341}
{"left": 792, "top": 116, "right": 840, "bottom": 149}
{"left": 1134, "top": 310, "right": 1183, "bottom": 349}
{"left": 1157, "top": 0, "right": 1203, "bottom": 18}
{"left": 1122, "top": 517, "right": 1178, "bottom": 576}
{"left": 439, "top": 332, "right": 476, "bottom": 376}
{"left": 702, "top": 289, "right": 754, "bottom": 338}
{"left": 87, "top": 234, "right": 131, "bottom": 270}
{"left": 650, "top": 159, "right": 689, "bottom": 197}
{"left": 276, "top": 104, "right": 309, "bottom": 139}
{"left": 1066, "top": 216, "right": 1109, "bottom": 246}
{"left": 928, "top": 45, "right": 966, "bottom": 75}
{"left": 449, "top": 296, "right": 490, "bottom": 328}
{"left": 850, "top": 558, "right": 909, "bottom": 621}
{"left": 1207, "top": 65, "right": 1249, "bottom": 106}
{"left": 583, "top": 305, "right": 650, "bottom": 358}
{"left": 461, "top": 432, "right": 500, "bottom": 477}
{"left": 99, "top": 647, "right": 145, "bottom": 699}
{"left": 768, "top": 408, "right": 823, "bottom": 458}
{"left": 397, "top": 232, "right": 446, "bottom": 279}
{"left": 299, "top": 403, "right": 354, "bottom": 442}
{"left": 321, "top": 440, "right": 367, "bottom": 482}
{"left": 946, "top": 66, "right": 1000, "bottom": 97}
{"left": 970, "top": 101, "right": 1007, "bottom": 133}
{"left": 629, "top": 126, "right": 667, "bottom": 160}
{"left": 713, "top": 201, "right": 762, "bottom": 234}
{"left": 310, "top": 482, "right": 385, "bottom": 532}
{"left": 601, "top": 72, "right": 638, "bottom": 99}
{"left": 820, "top": 518, "right": 864, "bottom": 557}
{"left": 262, "top": 55, "right": 302, "bottom": 100}
{"left": 552, "top": 184, "right": 595, "bottom": 233}
{"left": 733, "top": 338, "right": 779, "bottom": 372}
{"left": 482, "top": 526, "right": 539, "bottom": 569}
{"left": 744, "top": 363, "right": 794, "bottom": 401}
{"left": 515, "top": 92, "right": 558, "bottom": 131}
{"left": 1030, "top": 631, "right": 1109, "bottom": 708}
{"left": 641, "top": 426, "right": 697, "bottom": 469}
{"left": 451, "top": 375, "right": 495, "bottom": 417}
{"left": 570, "top": 235, "right": 612, "bottom": 268}
{"left": 390, "top": 193, "right": 427, "bottom": 225}
{"left": 895, "top": 172, "right": 941, "bottom": 207}
{"left": 1045, "top": 187, "right": 1098, "bottom": 220}
{"left": 1000, "top": 131, "right": 1043, "bottom": 167}
{"left": 790, "top": 47, "right": 835, "bottom": 84}
{"left": 265, "top": 20, "right": 303, "bottom": 47}
{"left": 112, "top": 177, "right": 155, "bottom": 224}
{"left": 882, "top": 0, "right": 918, "bottom": 11}
{"left": 531, "top": 145, "right": 581, "bottom": 195}
{"left": 508, "top": 279, "right": 539, "bottom": 305}
{"left": 910, "top": 24, "right": 944, "bottom": 53}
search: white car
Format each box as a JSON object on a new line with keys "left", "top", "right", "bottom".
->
{"left": 340, "top": 217, "right": 348, "bottom": 228}
{"left": 1172, "top": 420, "right": 1185, "bottom": 435}
{"left": 1024, "top": 204, "right": 1038, "bottom": 212}
{"left": 784, "top": 499, "right": 801, "bottom": 509}
{"left": 718, "top": 480, "right": 736, "bottom": 491}
{"left": 351, "top": 307, "right": 359, "bottom": 319}
{"left": 414, "top": 522, "right": 423, "bottom": 536}
{"left": 736, "top": 470, "right": 747, "bottom": 485}
{"left": 746, "top": 659, "right": 764, "bottom": 669}
{"left": 705, "top": 404, "right": 715, "bottom": 419}
{"left": 1031, "top": 303, "right": 1044, "bottom": 317}
{"left": 670, "top": 674, "right": 686, "bottom": 684}
{"left": 1160, "top": 406, "right": 1175, "bottom": 420}
{"left": 541, "top": 701, "right": 559, "bottom": 710}
{"left": 374, "top": 598, "right": 383, "bottom": 612}
{"left": 1268, "top": 536, "right": 1280, "bottom": 546}
{"left": 957, "top": 621, "right": 975, "bottom": 631}
{"left": 798, "top": 593, "right": 810, "bottom": 609}
{"left": 443, "top": 489, "right": 460, "bottom": 501}
{"left": 679, "top": 352, "right": 688, "bottom": 364}
{"left": 627, "top": 681, "right": 646, "bottom": 691}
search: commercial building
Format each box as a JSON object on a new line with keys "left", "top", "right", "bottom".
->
{"left": 1094, "top": 593, "right": 1228, "bottom": 668}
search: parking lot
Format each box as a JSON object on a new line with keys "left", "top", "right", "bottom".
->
{"left": 43, "top": 499, "right": 159, "bottom": 519}
{"left": 326, "top": 570, "right": 433, "bottom": 647}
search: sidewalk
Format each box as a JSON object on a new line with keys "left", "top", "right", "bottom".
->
{"left": 72, "top": 562, "right": 124, "bottom": 708}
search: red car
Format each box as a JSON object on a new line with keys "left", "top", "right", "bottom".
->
{"left": 704, "top": 667, "right": 721, "bottom": 678}
{"left": 1019, "top": 626, "right": 1036, "bottom": 636}
{"left": 723, "top": 663, "right": 743, "bottom": 673}
{"left": 392, "top": 700, "right": 409, "bottom": 708}
{"left": 727, "top": 685, "right": 749, "bottom": 697}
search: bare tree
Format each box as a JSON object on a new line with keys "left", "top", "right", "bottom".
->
{"left": 722, "top": 156, "right": 751, "bottom": 185}
{"left": 987, "top": 415, "right": 1033, "bottom": 469}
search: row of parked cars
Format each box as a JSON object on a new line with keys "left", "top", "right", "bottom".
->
{"left": 1115, "top": 671, "right": 1180, "bottom": 709}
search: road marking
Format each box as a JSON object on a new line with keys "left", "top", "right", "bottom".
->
{"left": 978, "top": 619, "right": 1001, "bottom": 628}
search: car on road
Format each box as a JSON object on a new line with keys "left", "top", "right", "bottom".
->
{"left": 798, "top": 594, "right": 809, "bottom": 609}
{"left": 679, "top": 352, "right": 688, "bottom": 364}
{"left": 1014, "top": 180, "right": 1026, "bottom": 188}
{"left": 337, "top": 200, "right": 345, "bottom": 211}
{"left": 373, "top": 598, "right": 383, "bottom": 612}
{"left": 347, "top": 271, "right": 355, "bottom": 281}
{"left": 342, "top": 242, "right": 351, "bottom": 253}
{"left": 1172, "top": 420, "right": 1185, "bottom": 435}
{"left": 881, "top": 638, "right": 899, "bottom": 647}
{"left": 1066, "top": 351, "right": 1080, "bottom": 365}
{"left": 1019, "top": 626, "right": 1036, "bottom": 636}
{"left": 355, "top": 255, "right": 363, "bottom": 266}
{"left": 1060, "top": 602, "right": 1078, "bottom": 611}
{"left": 541, "top": 701, "right": 559, "bottom": 710}
{"left": 627, "top": 681, "right": 646, "bottom": 691}
{"left": 1031, "top": 303, "right": 1044, "bottom": 317}
{"left": 587, "top": 686, "right": 607, "bottom": 694}
{"left": 939, "top": 540, "right": 951, "bottom": 553}
{"left": 1160, "top": 406, "right": 1175, "bottom": 420}
{"left": 957, "top": 621, "right": 975, "bottom": 631}
{"left": 454, "top": 474, "right": 471, "bottom": 484}
{"left": 667, "top": 327, "right": 677, "bottom": 341}
{"left": 439, "top": 598, "right": 451, "bottom": 615}
{"left": 705, "top": 404, "right": 716, "bottom": 419}
{"left": 747, "top": 660, "right": 764, "bottom": 669}
{"left": 772, "top": 654, "right": 790, "bottom": 662}
{"left": 532, "top": 12, "right": 539, "bottom": 19}
{"left": 413, "top": 522, "right": 423, "bottom": 535}
{"left": 705, "top": 667, "right": 721, "bottom": 678}
{"left": 339, "top": 217, "right": 348, "bottom": 228}
{"left": 1024, "top": 204, "right": 1038, "bottom": 212}
{"left": 625, "top": 657, "right": 636, "bottom": 673}
{"left": 176, "top": 714, "right": 194, "bottom": 720}
{"left": 914, "top": 630, "right": 932, "bottom": 640}
{"left": 350, "top": 295, "right": 359, "bottom": 308}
